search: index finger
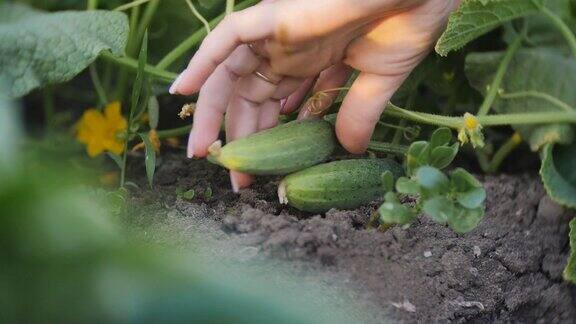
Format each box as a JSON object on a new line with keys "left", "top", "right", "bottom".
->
{"left": 171, "top": 3, "right": 276, "bottom": 95}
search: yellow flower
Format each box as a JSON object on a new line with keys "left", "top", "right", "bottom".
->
{"left": 76, "top": 102, "right": 127, "bottom": 157}
{"left": 458, "top": 113, "right": 485, "bottom": 148}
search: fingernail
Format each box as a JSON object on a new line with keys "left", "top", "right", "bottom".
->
{"left": 280, "top": 98, "right": 287, "bottom": 112}
{"left": 169, "top": 72, "right": 184, "bottom": 95}
{"left": 187, "top": 132, "right": 194, "bottom": 159}
{"left": 230, "top": 173, "right": 240, "bottom": 193}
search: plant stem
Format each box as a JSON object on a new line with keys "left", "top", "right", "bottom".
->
{"left": 114, "top": 0, "right": 151, "bottom": 11}
{"left": 155, "top": 0, "right": 259, "bottom": 70}
{"left": 119, "top": 145, "right": 129, "bottom": 188}
{"left": 391, "top": 119, "right": 407, "bottom": 145}
{"left": 185, "top": 0, "right": 212, "bottom": 34}
{"left": 226, "top": 0, "right": 235, "bottom": 15}
{"left": 487, "top": 132, "right": 523, "bottom": 173}
{"left": 116, "top": 6, "right": 141, "bottom": 101}
{"left": 392, "top": 88, "right": 418, "bottom": 144}
{"left": 135, "top": 0, "right": 160, "bottom": 51}
{"left": 101, "top": 51, "right": 177, "bottom": 81}
{"left": 384, "top": 104, "right": 461, "bottom": 128}
{"left": 479, "top": 111, "right": 576, "bottom": 126}
{"left": 384, "top": 104, "right": 576, "bottom": 129}
{"left": 541, "top": 6, "right": 576, "bottom": 60}
{"left": 156, "top": 125, "right": 191, "bottom": 139}
{"left": 89, "top": 64, "right": 108, "bottom": 107}
{"left": 367, "top": 141, "right": 408, "bottom": 155}
{"left": 477, "top": 34, "right": 523, "bottom": 116}
{"left": 87, "top": 0, "right": 98, "bottom": 10}
{"left": 499, "top": 90, "right": 574, "bottom": 112}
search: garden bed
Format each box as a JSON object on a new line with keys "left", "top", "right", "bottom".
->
{"left": 127, "top": 153, "right": 576, "bottom": 323}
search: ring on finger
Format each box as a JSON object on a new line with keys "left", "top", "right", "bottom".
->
{"left": 253, "top": 70, "right": 280, "bottom": 85}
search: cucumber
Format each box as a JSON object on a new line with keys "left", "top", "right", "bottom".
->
{"left": 208, "top": 120, "right": 336, "bottom": 175}
{"left": 278, "top": 159, "right": 404, "bottom": 213}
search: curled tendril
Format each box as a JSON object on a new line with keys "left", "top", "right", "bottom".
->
{"left": 403, "top": 125, "right": 421, "bottom": 141}
{"left": 303, "top": 87, "right": 350, "bottom": 116}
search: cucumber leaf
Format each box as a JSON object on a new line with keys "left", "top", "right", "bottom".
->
{"left": 465, "top": 49, "right": 576, "bottom": 151}
{"left": 540, "top": 142, "right": 576, "bottom": 208}
{"left": 565, "top": 218, "right": 576, "bottom": 284}
{"left": 0, "top": 3, "right": 128, "bottom": 97}
{"left": 504, "top": 0, "right": 576, "bottom": 53}
{"left": 448, "top": 207, "right": 484, "bottom": 234}
{"left": 436, "top": 0, "right": 544, "bottom": 56}
{"left": 423, "top": 196, "right": 453, "bottom": 225}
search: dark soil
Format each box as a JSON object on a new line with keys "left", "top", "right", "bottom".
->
{"left": 127, "top": 152, "right": 576, "bottom": 323}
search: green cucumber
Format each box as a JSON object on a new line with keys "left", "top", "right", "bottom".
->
{"left": 278, "top": 159, "right": 404, "bottom": 213}
{"left": 208, "top": 120, "right": 336, "bottom": 175}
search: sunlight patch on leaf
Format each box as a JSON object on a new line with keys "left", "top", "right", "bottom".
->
{"left": 435, "top": 0, "right": 543, "bottom": 56}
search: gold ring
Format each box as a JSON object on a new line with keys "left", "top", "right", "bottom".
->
{"left": 253, "top": 70, "right": 279, "bottom": 85}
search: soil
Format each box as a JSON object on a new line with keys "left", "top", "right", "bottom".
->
{"left": 126, "top": 152, "right": 576, "bottom": 323}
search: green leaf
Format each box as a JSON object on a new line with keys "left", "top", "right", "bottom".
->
{"left": 147, "top": 96, "right": 160, "bottom": 130}
{"left": 0, "top": 3, "right": 128, "bottom": 97}
{"left": 540, "top": 142, "right": 576, "bottom": 208}
{"left": 406, "top": 141, "right": 428, "bottom": 176}
{"left": 504, "top": 0, "right": 576, "bottom": 52}
{"left": 396, "top": 177, "right": 421, "bottom": 195}
{"left": 448, "top": 207, "right": 485, "bottom": 234}
{"left": 430, "top": 143, "right": 459, "bottom": 170}
{"left": 435, "top": 0, "right": 543, "bottom": 56}
{"left": 178, "top": 189, "right": 196, "bottom": 200}
{"left": 381, "top": 171, "right": 394, "bottom": 192}
{"left": 204, "top": 186, "right": 213, "bottom": 201}
{"left": 130, "top": 31, "right": 149, "bottom": 119}
{"left": 564, "top": 218, "right": 576, "bottom": 284}
{"left": 138, "top": 133, "right": 156, "bottom": 189}
{"left": 466, "top": 49, "right": 576, "bottom": 150}
{"left": 456, "top": 187, "right": 487, "bottom": 209}
{"left": 416, "top": 166, "right": 450, "bottom": 193}
{"left": 450, "top": 168, "right": 483, "bottom": 192}
{"left": 423, "top": 196, "right": 454, "bottom": 225}
{"left": 430, "top": 127, "right": 452, "bottom": 149}
{"left": 379, "top": 193, "right": 417, "bottom": 225}
{"left": 529, "top": 124, "right": 574, "bottom": 151}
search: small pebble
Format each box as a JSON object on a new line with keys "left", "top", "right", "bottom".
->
{"left": 424, "top": 251, "right": 432, "bottom": 258}
{"left": 391, "top": 300, "right": 416, "bottom": 313}
{"left": 473, "top": 246, "right": 481, "bottom": 257}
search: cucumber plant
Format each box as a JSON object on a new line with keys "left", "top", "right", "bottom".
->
{"left": 377, "top": 128, "right": 486, "bottom": 234}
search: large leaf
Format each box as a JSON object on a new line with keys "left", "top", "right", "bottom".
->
{"left": 565, "top": 218, "right": 576, "bottom": 284}
{"left": 465, "top": 49, "right": 576, "bottom": 151}
{"left": 436, "top": 0, "right": 544, "bottom": 56}
{"left": 506, "top": 0, "right": 576, "bottom": 53}
{"left": 0, "top": 3, "right": 129, "bottom": 97}
{"left": 540, "top": 142, "right": 576, "bottom": 208}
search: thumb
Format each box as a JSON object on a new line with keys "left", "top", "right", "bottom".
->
{"left": 335, "top": 72, "right": 408, "bottom": 154}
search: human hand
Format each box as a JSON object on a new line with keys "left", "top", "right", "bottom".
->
{"left": 170, "top": 0, "right": 460, "bottom": 191}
